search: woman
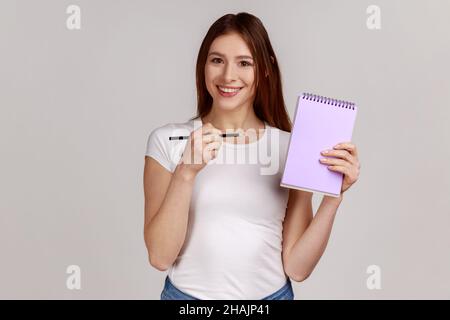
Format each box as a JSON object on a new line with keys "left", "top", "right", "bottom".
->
{"left": 143, "top": 12, "right": 360, "bottom": 300}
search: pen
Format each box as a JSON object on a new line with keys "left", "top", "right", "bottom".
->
{"left": 169, "top": 133, "right": 240, "bottom": 140}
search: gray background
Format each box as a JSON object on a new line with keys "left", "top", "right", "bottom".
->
{"left": 1, "top": 0, "right": 449, "bottom": 299}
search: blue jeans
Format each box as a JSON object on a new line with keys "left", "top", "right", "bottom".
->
{"left": 160, "top": 276, "right": 294, "bottom": 300}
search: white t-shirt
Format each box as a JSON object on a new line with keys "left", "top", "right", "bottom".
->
{"left": 145, "top": 118, "right": 291, "bottom": 299}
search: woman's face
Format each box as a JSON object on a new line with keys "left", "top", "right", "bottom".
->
{"left": 205, "top": 32, "right": 256, "bottom": 112}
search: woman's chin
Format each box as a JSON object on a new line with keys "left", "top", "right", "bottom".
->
{"left": 214, "top": 100, "right": 242, "bottom": 110}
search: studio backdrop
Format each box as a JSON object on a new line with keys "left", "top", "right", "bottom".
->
{"left": 1, "top": 0, "right": 449, "bottom": 299}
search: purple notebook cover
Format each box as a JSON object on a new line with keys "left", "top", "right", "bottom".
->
{"left": 280, "top": 93, "right": 358, "bottom": 197}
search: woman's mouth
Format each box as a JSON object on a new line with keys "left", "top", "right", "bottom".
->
{"left": 217, "top": 85, "right": 243, "bottom": 98}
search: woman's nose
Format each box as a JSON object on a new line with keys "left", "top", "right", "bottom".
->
{"left": 222, "top": 63, "right": 237, "bottom": 81}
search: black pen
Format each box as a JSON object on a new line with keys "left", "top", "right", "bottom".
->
{"left": 169, "top": 133, "right": 240, "bottom": 140}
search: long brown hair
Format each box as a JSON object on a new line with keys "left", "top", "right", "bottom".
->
{"left": 189, "top": 12, "right": 292, "bottom": 132}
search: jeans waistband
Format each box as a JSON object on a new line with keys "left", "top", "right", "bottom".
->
{"left": 161, "top": 276, "right": 294, "bottom": 300}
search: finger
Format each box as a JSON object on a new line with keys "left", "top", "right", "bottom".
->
{"left": 203, "top": 133, "right": 222, "bottom": 143}
{"left": 321, "top": 149, "right": 357, "bottom": 165}
{"left": 201, "top": 124, "right": 223, "bottom": 135}
{"left": 319, "top": 157, "right": 350, "bottom": 168}
{"left": 203, "top": 142, "right": 222, "bottom": 161}
{"left": 206, "top": 141, "right": 222, "bottom": 151}
{"left": 328, "top": 165, "right": 359, "bottom": 184}
{"left": 201, "top": 141, "right": 220, "bottom": 156}
{"left": 206, "top": 149, "right": 220, "bottom": 161}
{"left": 193, "top": 127, "right": 220, "bottom": 142}
{"left": 199, "top": 126, "right": 215, "bottom": 136}
{"left": 326, "top": 165, "right": 350, "bottom": 176}
{"left": 333, "top": 142, "right": 358, "bottom": 158}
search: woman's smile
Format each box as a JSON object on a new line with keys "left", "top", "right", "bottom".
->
{"left": 216, "top": 85, "right": 243, "bottom": 97}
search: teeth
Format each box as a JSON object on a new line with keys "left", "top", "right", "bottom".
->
{"left": 218, "top": 86, "right": 242, "bottom": 93}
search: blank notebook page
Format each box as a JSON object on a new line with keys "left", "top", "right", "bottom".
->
{"left": 280, "top": 93, "right": 358, "bottom": 197}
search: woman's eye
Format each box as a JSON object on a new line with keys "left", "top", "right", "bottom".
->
{"left": 210, "top": 58, "right": 252, "bottom": 67}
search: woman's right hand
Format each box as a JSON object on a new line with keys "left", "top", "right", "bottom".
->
{"left": 177, "top": 122, "right": 223, "bottom": 177}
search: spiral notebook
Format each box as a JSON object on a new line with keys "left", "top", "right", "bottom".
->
{"left": 280, "top": 93, "right": 358, "bottom": 197}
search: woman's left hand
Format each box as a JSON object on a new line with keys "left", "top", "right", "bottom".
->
{"left": 319, "top": 142, "right": 360, "bottom": 194}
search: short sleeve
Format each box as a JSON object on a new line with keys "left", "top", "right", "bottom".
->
{"left": 145, "top": 126, "right": 175, "bottom": 173}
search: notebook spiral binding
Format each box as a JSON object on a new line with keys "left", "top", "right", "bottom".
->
{"left": 302, "top": 92, "right": 356, "bottom": 110}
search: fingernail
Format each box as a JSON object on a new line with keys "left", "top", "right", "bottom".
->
{"left": 321, "top": 150, "right": 329, "bottom": 154}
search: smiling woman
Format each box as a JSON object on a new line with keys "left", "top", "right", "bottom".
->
{"left": 193, "top": 13, "right": 291, "bottom": 133}
{"left": 204, "top": 34, "right": 256, "bottom": 106}
{"left": 144, "top": 12, "right": 297, "bottom": 301}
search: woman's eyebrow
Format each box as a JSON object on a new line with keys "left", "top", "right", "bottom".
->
{"left": 208, "top": 51, "right": 253, "bottom": 60}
